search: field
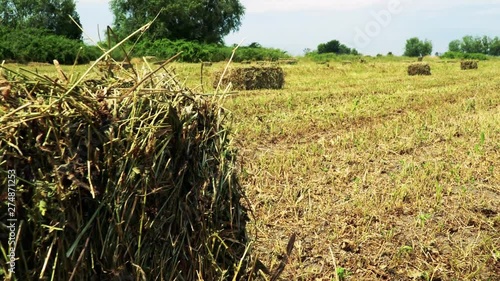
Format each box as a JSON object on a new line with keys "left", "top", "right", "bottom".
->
{"left": 208, "top": 58, "right": 500, "bottom": 280}
{"left": 6, "top": 57, "right": 500, "bottom": 280}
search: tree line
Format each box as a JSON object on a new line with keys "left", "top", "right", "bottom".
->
{"left": 401, "top": 36, "right": 500, "bottom": 59}
{"left": 1, "top": 0, "right": 499, "bottom": 64}
{"left": 313, "top": 36, "right": 499, "bottom": 59}
{"left": 0, "top": 0, "right": 249, "bottom": 63}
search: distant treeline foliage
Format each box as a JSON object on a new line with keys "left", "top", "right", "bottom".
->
{"left": 0, "top": 28, "right": 289, "bottom": 64}
{"left": 448, "top": 35, "right": 500, "bottom": 56}
{"left": 0, "top": 27, "right": 100, "bottom": 64}
{"left": 132, "top": 40, "right": 290, "bottom": 62}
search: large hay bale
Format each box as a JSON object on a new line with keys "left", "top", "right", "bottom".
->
{"left": 214, "top": 66, "right": 285, "bottom": 90}
{"left": 0, "top": 60, "right": 253, "bottom": 280}
{"left": 408, "top": 63, "right": 431, "bottom": 76}
{"left": 461, "top": 60, "right": 478, "bottom": 70}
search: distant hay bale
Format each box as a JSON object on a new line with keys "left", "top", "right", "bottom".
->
{"left": 202, "top": 61, "right": 213, "bottom": 67}
{"left": 359, "top": 59, "right": 367, "bottom": 63}
{"left": 418, "top": 56, "right": 424, "bottom": 62}
{"left": 408, "top": 63, "right": 431, "bottom": 76}
{"left": 213, "top": 66, "right": 285, "bottom": 90}
{"left": 91, "top": 60, "right": 133, "bottom": 71}
{"left": 461, "top": 60, "right": 478, "bottom": 70}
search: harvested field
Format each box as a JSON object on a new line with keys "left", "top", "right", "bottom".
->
{"left": 221, "top": 59, "right": 500, "bottom": 280}
{"left": 2, "top": 57, "right": 500, "bottom": 280}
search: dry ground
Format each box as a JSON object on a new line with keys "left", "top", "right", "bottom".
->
{"left": 9, "top": 57, "right": 499, "bottom": 280}
{"left": 215, "top": 58, "right": 499, "bottom": 280}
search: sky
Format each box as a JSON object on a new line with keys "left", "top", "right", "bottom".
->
{"left": 76, "top": 0, "right": 500, "bottom": 56}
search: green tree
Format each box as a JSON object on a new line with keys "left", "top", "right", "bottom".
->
{"left": 461, "top": 35, "right": 483, "bottom": 53}
{"left": 489, "top": 37, "right": 500, "bottom": 56}
{"left": 317, "top": 40, "right": 357, "bottom": 55}
{"left": 448, "top": 40, "right": 461, "bottom": 52}
{"left": 448, "top": 35, "right": 499, "bottom": 55}
{"left": 110, "top": 0, "right": 244, "bottom": 44}
{"left": 403, "top": 37, "right": 432, "bottom": 57}
{"left": 0, "top": 0, "right": 82, "bottom": 40}
{"left": 318, "top": 40, "right": 340, "bottom": 54}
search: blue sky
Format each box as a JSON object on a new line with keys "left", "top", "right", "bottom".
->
{"left": 76, "top": 0, "right": 500, "bottom": 56}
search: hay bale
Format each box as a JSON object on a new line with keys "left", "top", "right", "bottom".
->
{"left": 417, "top": 56, "right": 424, "bottom": 62}
{"left": 408, "top": 63, "right": 431, "bottom": 76}
{"left": 461, "top": 60, "right": 478, "bottom": 70}
{"left": 213, "top": 66, "right": 285, "bottom": 90}
{"left": 0, "top": 60, "right": 253, "bottom": 280}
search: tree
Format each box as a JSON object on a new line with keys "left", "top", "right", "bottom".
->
{"left": 0, "top": 0, "right": 82, "bottom": 40}
{"left": 110, "top": 0, "right": 245, "bottom": 44}
{"left": 461, "top": 35, "right": 483, "bottom": 53}
{"left": 489, "top": 37, "right": 500, "bottom": 56}
{"left": 447, "top": 35, "right": 500, "bottom": 55}
{"left": 318, "top": 40, "right": 340, "bottom": 54}
{"left": 317, "top": 40, "right": 358, "bottom": 55}
{"left": 403, "top": 37, "right": 432, "bottom": 57}
{"left": 448, "top": 40, "right": 461, "bottom": 52}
